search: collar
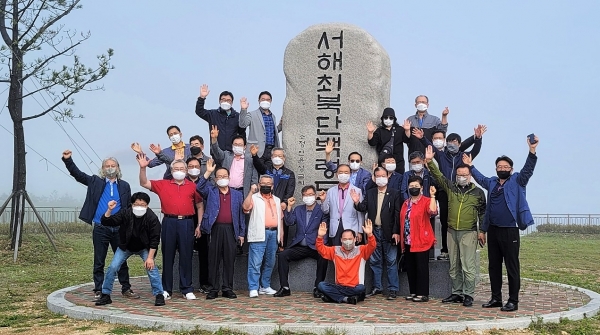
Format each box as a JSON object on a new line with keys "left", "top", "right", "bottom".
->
{"left": 377, "top": 187, "right": 387, "bottom": 194}
{"left": 170, "top": 178, "right": 187, "bottom": 186}
{"left": 171, "top": 142, "right": 186, "bottom": 150}
{"left": 219, "top": 108, "right": 236, "bottom": 116}
{"left": 260, "top": 193, "right": 273, "bottom": 200}
{"left": 105, "top": 178, "right": 118, "bottom": 184}
{"left": 338, "top": 183, "right": 349, "bottom": 191}
{"left": 234, "top": 154, "right": 244, "bottom": 160}
{"left": 260, "top": 108, "right": 271, "bottom": 115}
{"left": 409, "top": 195, "right": 422, "bottom": 204}
{"left": 414, "top": 111, "right": 429, "bottom": 117}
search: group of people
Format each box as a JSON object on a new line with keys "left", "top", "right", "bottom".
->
{"left": 62, "top": 89, "right": 539, "bottom": 312}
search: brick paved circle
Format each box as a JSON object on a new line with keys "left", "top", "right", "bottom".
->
{"left": 48, "top": 276, "right": 600, "bottom": 334}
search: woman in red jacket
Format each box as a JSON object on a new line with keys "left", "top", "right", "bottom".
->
{"left": 400, "top": 175, "right": 437, "bottom": 302}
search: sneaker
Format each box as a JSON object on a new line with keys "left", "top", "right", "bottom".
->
{"left": 93, "top": 291, "right": 101, "bottom": 302}
{"left": 154, "top": 294, "right": 165, "bottom": 306}
{"left": 198, "top": 285, "right": 210, "bottom": 294}
{"left": 346, "top": 296, "right": 358, "bottom": 305}
{"left": 122, "top": 289, "right": 140, "bottom": 299}
{"left": 259, "top": 287, "right": 277, "bottom": 295}
{"left": 437, "top": 252, "right": 450, "bottom": 261}
{"left": 95, "top": 294, "right": 112, "bottom": 306}
{"left": 405, "top": 294, "right": 416, "bottom": 300}
{"left": 184, "top": 292, "right": 197, "bottom": 300}
{"left": 163, "top": 291, "right": 172, "bottom": 300}
{"left": 313, "top": 287, "right": 323, "bottom": 299}
{"left": 249, "top": 290, "right": 259, "bottom": 298}
{"left": 387, "top": 291, "right": 397, "bottom": 300}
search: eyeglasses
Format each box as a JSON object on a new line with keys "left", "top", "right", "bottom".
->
{"left": 220, "top": 98, "right": 233, "bottom": 103}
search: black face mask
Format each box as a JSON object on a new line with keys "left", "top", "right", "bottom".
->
{"left": 497, "top": 170, "right": 511, "bottom": 179}
{"left": 408, "top": 187, "right": 421, "bottom": 196}
{"left": 260, "top": 185, "right": 272, "bottom": 195}
{"left": 190, "top": 146, "right": 202, "bottom": 156}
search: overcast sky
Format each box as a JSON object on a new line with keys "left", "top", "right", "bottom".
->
{"left": 0, "top": 0, "right": 597, "bottom": 214}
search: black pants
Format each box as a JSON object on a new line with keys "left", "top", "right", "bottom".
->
{"left": 437, "top": 189, "right": 449, "bottom": 253}
{"left": 405, "top": 245, "right": 430, "bottom": 296}
{"left": 207, "top": 223, "right": 237, "bottom": 293}
{"left": 487, "top": 225, "right": 520, "bottom": 303}
{"left": 92, "top": 224, "right": 131, "bottom": 293}
{"left": 278, "top": 245, "right": 328, "bottom": 288}
{"left": 329, "top": 223, "right": 344, "bottom": 246}
{"left": 194, "top": 233, "right": 210, "bottom": 287}
{"left": 161, "top": 217, "right": 195, "bottom": 295}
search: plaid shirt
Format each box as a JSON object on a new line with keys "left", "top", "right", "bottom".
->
{"left": 261, "top": 110, "right": 276, "bottom": 146}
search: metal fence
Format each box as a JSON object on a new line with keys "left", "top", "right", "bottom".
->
{"left": 1, "top": 207, "right": 599, "bottom": 234}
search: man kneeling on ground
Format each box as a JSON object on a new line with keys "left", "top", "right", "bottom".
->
{"left": 96, "top": 192, "right": 165, "bottom": 306}
{"left": 315, "top": 219, "right": 376, "bottom": 304}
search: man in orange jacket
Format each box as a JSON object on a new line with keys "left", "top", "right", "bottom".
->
{"left": 315, "top": 219, "right": 376, "bottom": 304}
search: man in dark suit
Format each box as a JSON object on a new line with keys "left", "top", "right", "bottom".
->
{"left": 352, "top": 167, "right": 401, "bottom": 300}
{"left": 274, "top": 185, "right": 330, "bottom": 298}
{"left": 250, "top": 144, "right": 296, "bottom": 247}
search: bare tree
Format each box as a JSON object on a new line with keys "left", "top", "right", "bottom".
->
{"left": 0, "top": 0, "right": 113, "bottom": 256}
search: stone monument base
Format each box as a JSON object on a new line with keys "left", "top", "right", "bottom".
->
{"left": 172, "top": 251, "right": 451, "bottom": 298}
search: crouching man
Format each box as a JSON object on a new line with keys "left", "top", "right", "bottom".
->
{"left": 315, "top": 219, "right": 376, "bottom": 304}
{"left": 95, "top": 192, "right": 165, "bottom": 307}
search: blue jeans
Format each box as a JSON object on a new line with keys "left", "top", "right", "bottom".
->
{"left": 247, "top": 229, "right": 278, "bottom": 290}
{"left": 370, "top": 227, "right": 399, "bottom": 291}
{"left": 317, "top": 282, "right": 365, "bottom": 303}
{"left": 102, "top": 248, "right": 163, "bottom": 296}
{"left": 93, "top": 224, "right": 130, "bottom": 293}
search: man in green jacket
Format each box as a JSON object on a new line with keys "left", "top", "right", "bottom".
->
{"left": 425, "top": 145, "right": 486, "bottom": 307}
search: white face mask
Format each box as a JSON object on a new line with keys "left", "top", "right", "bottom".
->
{"left": 172, "top": 171, "right": 186, "bottom": 181}
{"left": 384, "top": 163, "right": 396, "bottom": 172}
{"left": 383, "top": 119, "right": 394, "bottom": 127}
{"left": 169, "top": 134, "right": 181, "bottom": 144}
{"left": 457, "top": 176, "right": 469, "bottom": 186}
{"left": 259, "top": 101, "right": 271, "bottom": 110}
{"left": 104, "top": 167, "right": 117, "bottom": 178}
{"left": 432, "top": 139, "right": 445, "bottom": 149}
{"left": 132, "top": 206, "right": 147, "bottom": 217}
{"left": 349, "top": 162, "right": 360, "bottom": 171}
{"left": 188, "top": 168, "right": 200, "bottom": 177}
{"left": 375, "top": 177, "right": 388, "bottom": 187}
{"left": 337, "top": 173, "right": 350, "bottom": 184}
{"left": 342, "top": 239, "right": 355, "bottom": 251}
{"left": 220, "top": 102, "right": 231, "bottom": 111}
{"left": 411, "top": 163, "right": 423, "bottom": 173}
{"left": 416, "top": 103, "right": 428, "bottom": 112}
{"left": 271, "top": 157, "right": 284, "bottom": 166}
{"left": 302, "top": 196, "right": 316, "bottom": 206}
{"left": 216, "top": 178, "right": 230, "bottom": 187}
{"left": 232, "top": 145, "right": 244, "bottom": 156}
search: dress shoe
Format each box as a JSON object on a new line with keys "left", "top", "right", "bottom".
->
{"left": 313, "top": 287, "right": 323, "bottom": 298}
{"left": 405, "top": 294, "right": 416, "bottom": 300}
{"left": 206, "top": 291, "right": 219, "bottom": 300}
{"left": 462, "top": 295, "right": 473, "bottom": 307}
{"left": 482, "top": 299, "right": 503, "bottom": 308}
{"left": 412, "top": 295, "right": 429, "bottom": 302}
{"left": 321, "top": 295, "right": 333, "bottom": 303}
{"left": 442, "top": 294, "right": 464, "bottom": 303}
{"left": 154, "top": 293, "right": 165, "bottom": 306}
{"left": 274, "top": 287, "right": 291, "bottom": 297}
{"left": 346, "top": 296, "right": 358, "bottom": 305}
{"left": 95, "top": 294, "right": 112, "bottom": 306}
{"left": 358, "top": 292, "right": 366, "bottom": 302}
{"left": 387, "top": 291, "right": 397, "bottom": 300}
{"left": 501, "top": 302, "right": 518, "bottom": 312}
{"left": 222, "top": 290, "right": 237, "bottom": 299}
{"left": 366, "top": 288, "right": 382, "bottom": 297}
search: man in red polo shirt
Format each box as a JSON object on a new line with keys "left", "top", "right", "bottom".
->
{"left": 137, "top": 153, "right": 203, "bottom": 300}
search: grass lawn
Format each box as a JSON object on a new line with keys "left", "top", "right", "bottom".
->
{"left": 0, "top": 229, "right": 599, "bottom": 335}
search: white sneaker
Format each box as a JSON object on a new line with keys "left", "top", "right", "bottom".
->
{"left": 163, "top": 291, "right": 171, "bottom": 300}
{"left": 184, "top": 292, "right": 197, "bottom": 300}
{"left": 249, "top": 290, "right": 259, "bottom": 298}
{"left": 259, "top": 287, "right": 277, "bottom": 295}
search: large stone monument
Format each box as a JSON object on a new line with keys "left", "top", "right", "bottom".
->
{"left": 282, "top": 23, "right": 391, "bottom": 195}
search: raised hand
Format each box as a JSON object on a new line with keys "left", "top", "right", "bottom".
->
{"left": 206, "top": 158, "right": 216, "bottom": 173}
{"left": 287, "top": 197, "right": 296, "bottom": 208}
{"left": 200, "top": 84, "right": 210, "bottom": 99}
{"left": 240, "top": 97, "right": 249, "bottom": 110}
{"left": 210, "top": 125, "right": 219, "bottom": 139}
{"left": 149, "top": 143, "right": 161, "bottom": 155}
{"left": 430, "top": 186, "right": 436, "bottom": 197}
{"left": 349, "top": 188, "right": 360, "bottom": 204}
{"left": 318, "top": 190, "right": 327, "bottom": 201}
{"left": 462, "top": 153, "right": 473, "bottom": 166}
{"left": 318, "top": 222, "right": 328, "bottom": 237}
{"left": 62, "top": 149, "right": 72, "bottom": 159}
{"left": 363, "top": 218, "right": 373, "bottom": 236}
{"left": 131, "top": 142, "right": 143, "bottom": 154}
{"left": 425, "top": 145, "right": 435, "bottom": 161}
{"left": 107, "top": 200, "right": 117, "bottom": 211}
{"left": 442, "top": 107, "right": 450, "bottom": 116}
{"left": 366, "top": 121, "right": 377, "bottom": 133}
{"left": 402, "top": 119, "right": 411, "bottom": 131}
{"left": 411, "top": 128, "right": 424, "bottom": 139}
{"left": 251, "top": 184, "right": 258, "bottom": 194}
{"left": 325, "top": 139, "right": 334, "bottom": 154}
{"left": 250, "top": 144, "right": 259, "bottom": 156}
{"left": 527, "top": 134, "right": 539, "bottom": 152}
{"left": 478, "top": 124, "right": 487, "bottom": 137}
{"left": 137, "top": 153, "right": 150, "bottom": 168}
{"left": 174, "top": 149, "right": 184, "bottom": 161}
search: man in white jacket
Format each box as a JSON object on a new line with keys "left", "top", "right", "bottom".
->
{"left": 243, "top": 175, "right": 283, "bottom": 297}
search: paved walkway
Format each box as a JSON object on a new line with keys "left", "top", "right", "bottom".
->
{"left": 48, "top": 276, "right": 600, "bottom": 335}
